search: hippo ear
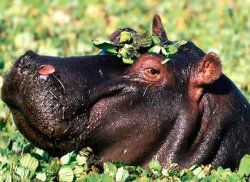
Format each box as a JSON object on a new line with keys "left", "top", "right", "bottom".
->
{"left": 190, "top": 52, "right": 222, "bottom": 102}
{"left": 152, "top": 14, "right": 168, "bottom": 40}
{"left": 194, "top": 52, "right": 222, "bottom": 86}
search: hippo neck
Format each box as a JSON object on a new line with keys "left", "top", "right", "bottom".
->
{"left": 151, "top": 75, "right": 248, "bottom": 169}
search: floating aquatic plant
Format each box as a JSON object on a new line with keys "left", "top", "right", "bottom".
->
{"left": 93, "top": 30, "right": 187, "bottom": 64}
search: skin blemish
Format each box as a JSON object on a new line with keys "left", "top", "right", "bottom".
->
{"left": 37, "top": 65, "right": 55, "bottom": 75}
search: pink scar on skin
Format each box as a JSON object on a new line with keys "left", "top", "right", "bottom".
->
{"left": 37, "top": 65, "right": 55, "bottom": 75}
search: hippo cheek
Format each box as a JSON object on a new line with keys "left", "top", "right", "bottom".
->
{"left": 86, "top": 80, "right": 137, "bottom": 134}
{"left": 87, "top": 95, "right": 175, "bottom": 164}
{"left": 86, "top": 81, "right": 175, "bottom": 164}
{"left": 88, "top": 95, "right": 129, "bottom": 131}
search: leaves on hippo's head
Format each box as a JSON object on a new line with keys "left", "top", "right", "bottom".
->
{"left": 148, "top": 45, "right": 161, "bottom": 54}
{"left": 93, "top": 29, "right": 187, "bottom": 65}
{"left": 92, "top": 40, "right": 118, "bottom": 54}
{"left": 119, "top": 31, "right": 133, "bottom": 43}
{"left": 165, "top": 44, "right": 178, "bottom": 55}
{"left": 132, "top": 31, "right": 152, "bottom": 48}
{"left": 152, "top": 35, "right": 161, "bottom": 45}
{"left": 161, "top": 58, "right": 170, "bottom": 65}
{"left": 174, "top": 40, "right": 188, "bottom": 47}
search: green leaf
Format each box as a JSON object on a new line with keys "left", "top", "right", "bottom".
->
{"left": 237, "top": 154, "right": 250, "bottom": 177}
{"left": 226, "top": 172, "right": 241, "bottom": 182}
{"left": 78, "top": 147, "right": 93, "bottom": 158}
{"left": 174, "top": 40, "right": 188, "bottom": 47}
{"left": 84, "top": 173, "right": 100, "bottom": 182}
{"left": 58, "top": 166, "right": 74, "bottom": 182}
{"left": 161, "top": 47, "right": 168, "bottom": 56}
{"left": 119, "top": 47, "right": 132, "bottom": 58}
{"left": 149, "top": 160, "right": 162, "bottom": 173}
{"left": 60, "top": 152, "right": 74, "bottom": 165}
{"left": 152, "top": 35, "right": 161, "bottom": 45}
{"left": 181, "top": 172, "right": 198, "bottom": 181}
{"left": 50, "top": 159, "right": 61, "bottom": 174}
{"left": 33, "top": 147, "right": 49, "bottom": 160}
{"left": 5, "top": 172, "right": 12, "bottom": 182}
{"left": 136, "top": 166, "right": 148, "bottom": 177}
{"left": 15, "top": 166, "right": 31, "bottom": 181}
{"left": 122, "top": 58, "right": 134, "bottom": 64}
{"left": 115, "top": 167, "right": 129, "bottom": 182}
{"left": 161, "top": 58, "right": 170, "bottom": 64}
{"left": 0, "top": 136, "right": 10, "bottom": 149}
{"left": 36, "top": 172, "right": 47, "bottom": 182}
{"left": 74, "top": 165, "right": 85, "bottom": 177}
{"left": 76, "top": 154, "right": 88, "bottom": 166}
{"left": 119, "top": 31, "right": 132, "bottom": 43}
{"left": 133, "top": 31, "right": 152, "bottom": 48}
{"left": 148, "top": 45, "right": 161, "bottom": 53}
{"left": 20, "top": 153, "right": 39, "bottom": 172}
{"left": 191, "top": 166, "right": 206, "bottom": 179}
{"left": 93, "top": 40, "right": 118, "bottom": 54}
{"left": 101, "top": 173, "right": 113, "bottom": 182}
{"left": 165, "top": 44, "right": 178, "bottom": 55}
{"left": 104, "top": 162, "right": 117, "bottom": 177}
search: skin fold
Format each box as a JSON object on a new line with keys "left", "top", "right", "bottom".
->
{"left": 2, "top": 15, "right": 249, "bottom": 170}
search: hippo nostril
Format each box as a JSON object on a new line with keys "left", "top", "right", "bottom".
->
{"left": 13, "top": 50, "right": 38, "bottom": 76}
{"left": 37, "top": 65, "right": 55, "bottom": 75}
{"left": 15, "top": 50, "right": 36, "bottom": 68}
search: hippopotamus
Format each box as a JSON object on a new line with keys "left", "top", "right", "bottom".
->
{"left": 2, "top": 15, "right": 249, "bottom": 170}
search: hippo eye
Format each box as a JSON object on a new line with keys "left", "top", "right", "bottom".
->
{"left": 147, "top": 68, "right": 160, "bottom": 75}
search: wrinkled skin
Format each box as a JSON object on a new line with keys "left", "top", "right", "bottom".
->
{"left": 2, "top": 15, "right": 249, "bottom": 169}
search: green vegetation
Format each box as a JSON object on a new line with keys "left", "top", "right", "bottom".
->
{"left": 0, "top": 0, "right": 249, "bottom": 181}
{"left": 0, "top": 119, "right": 250, "bottom": 181}
{"left": 93, "top": 30, "right": 186, "bottom": 64}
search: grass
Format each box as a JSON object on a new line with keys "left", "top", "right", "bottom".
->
{"left": 0, "top": 0, "right": 249, "bottom": 181}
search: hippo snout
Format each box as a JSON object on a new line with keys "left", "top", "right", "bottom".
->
{"left": 2, "top": 50, "right": 127, "bottom": 156}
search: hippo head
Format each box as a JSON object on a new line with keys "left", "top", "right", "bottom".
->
{"left": 2, "top": 15, "right": 249, "bottom": 169}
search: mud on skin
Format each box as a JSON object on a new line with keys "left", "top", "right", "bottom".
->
{"left": 2, "top": 15, "right": 249, "bottom": 170}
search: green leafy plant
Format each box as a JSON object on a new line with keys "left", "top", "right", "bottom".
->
{"left": 0, "top": 118, "right": 249, "bottom": 181}
{"left": 93, "top": 30, "right": 187, "bottom": 65}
